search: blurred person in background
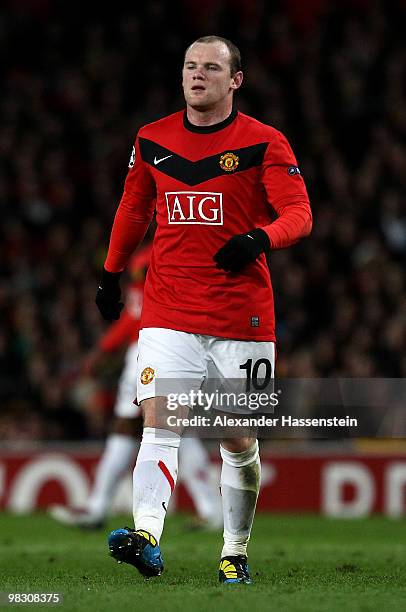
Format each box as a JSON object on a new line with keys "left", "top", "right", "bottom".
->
{"left": 49, "top": 242, "right": 222, "bottom": 529}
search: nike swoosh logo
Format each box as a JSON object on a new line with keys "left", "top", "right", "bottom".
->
{"left": 154, "top": 154, "right": 173, "bottom": 165}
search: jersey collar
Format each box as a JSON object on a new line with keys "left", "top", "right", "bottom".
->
{"left": 183, "top": 109, "right": 238, "bottom": 134}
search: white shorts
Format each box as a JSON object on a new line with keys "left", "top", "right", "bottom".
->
{"left": 114, "top": 342, "right": 142, "bottom": 418}
{"left": 136, "top": 327, "right": 275, "bottom": 404}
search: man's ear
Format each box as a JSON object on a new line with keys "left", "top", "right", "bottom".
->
{"left": 231, "top": 71, "right": 243, "bottom": 91}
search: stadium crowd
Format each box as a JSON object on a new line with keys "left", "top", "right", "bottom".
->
{"left": 1, "top": 0, "right": 405, "bottom": 441}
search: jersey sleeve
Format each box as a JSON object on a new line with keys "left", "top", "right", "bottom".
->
{"left": 98, "top": 310, "right": 140, "bottom": 353}
{"left": 104, "top": 131, "right": 157, "bottom": 272}
{"left": 260, "top": 131, "right": 312, "bottom": 249}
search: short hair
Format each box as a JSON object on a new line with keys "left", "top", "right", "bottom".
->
{"left": 185, "top": 35, "right": 242, "bottom": 75}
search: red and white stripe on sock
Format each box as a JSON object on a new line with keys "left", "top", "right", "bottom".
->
{"left": 132, "top": 427, "right": 180, "bottom": 542}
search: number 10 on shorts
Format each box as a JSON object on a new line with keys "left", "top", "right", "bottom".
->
{"left": 239, "top": 358, "right": 273, "bottom": 392}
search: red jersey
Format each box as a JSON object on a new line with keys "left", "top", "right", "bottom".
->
{"left": 105, "top": 110, "right": 312, "bottom": 341}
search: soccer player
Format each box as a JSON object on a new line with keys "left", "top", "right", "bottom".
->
{"left": 50, "top": 244, "right": 221, "bottom": 529}
{"left": 97, "top": 36, "right": 312, "bottom": 584}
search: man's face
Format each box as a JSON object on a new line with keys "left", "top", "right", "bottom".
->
{"left": 182, "top": 42, "right": 242, "bottom": 111}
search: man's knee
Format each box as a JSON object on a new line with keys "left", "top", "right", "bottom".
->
{"left": 221, "top": 437, "right": 257, "bottom": 453}
{"left": 140, "top": 396, "right": 189, "bottom": 435}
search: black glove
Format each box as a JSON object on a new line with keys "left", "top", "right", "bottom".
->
{"left": 95, "top": 268, "right": 124, "bottom": 320}
{"left": 213, "top": 228, "right": 270, "bottom": 273}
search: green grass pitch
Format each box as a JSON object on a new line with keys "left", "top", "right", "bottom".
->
{"left": 1, "top": 513, "right": 405, "bottom": 611}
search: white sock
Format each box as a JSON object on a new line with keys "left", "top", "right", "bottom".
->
{"left": 220, "top": 441, "right": 261, "bottom": 558}
{"left": 133, "top": 427, "right": 180, "bottom": 542}
{"left": 179, "top": 437, "right": 222, "bottom": 525}
{"left": 87, "top": 434, "right": 138, "bottom": 519}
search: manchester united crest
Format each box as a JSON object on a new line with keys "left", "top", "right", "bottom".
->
{"left": 219, "top": 152, "right": 239, "bottom": 172}
{"left": 141, "top": 367, "right": 155, "bottom": 385}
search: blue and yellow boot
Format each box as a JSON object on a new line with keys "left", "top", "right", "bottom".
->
{"left": 219, "top": 555, "right": 252, "bottom": 584}
{"left": 108, "top": 527, "right": 164, "bottom": 578}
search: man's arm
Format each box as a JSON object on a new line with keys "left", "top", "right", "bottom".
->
{"left": 96, "top": 133, "right": 156, "bottom": 320}
{"left": 105, "top": 134, "right": 156, "bottom": 272}
{"left": 214, "top": 131, "right": 312, "bottom": 272}
{"left": 259, "top": 130, "right": 312, "bottom": 249}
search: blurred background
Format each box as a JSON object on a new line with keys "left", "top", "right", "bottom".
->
{"left": 0, "top": 0, "right": 405, "bottom": 451}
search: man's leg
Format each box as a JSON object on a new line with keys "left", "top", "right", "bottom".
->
{"left": 218, "top": 436, "right": 260, "bottom": 584}
{"left": 132, "top": 397, "right": 183, "bottom": 541}
{"left": 108, "top": 396, "right": 187, "bottom": 577}
{"left": 108, "top": 327, "right": 205, "bottom": 577}
{"left": 207, "top": 337, "right": 274, "bottom": 583}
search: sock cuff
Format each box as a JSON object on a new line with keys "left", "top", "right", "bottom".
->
{"left": 220, "top": 441, "right": 259, "bottom": 467}
{"left": 142, "top": 427, "right": 181, "bottom": 448}
{"left": 222, "top": 529, "right": 250, "bottom": 550}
